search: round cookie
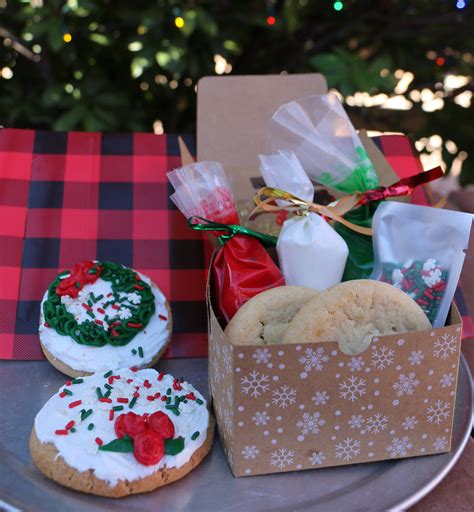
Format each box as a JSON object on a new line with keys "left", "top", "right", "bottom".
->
{"left": 225, "top": 286, "right": 319, "bottom": 345}
{"left": 282, "top": 279, "right": 431, "bottom": 354}
{"left": 39, "top": 261, "right": 172, "bottom": 377}
{"left": 30, "top": 368, "right": 214, "bottom": 497}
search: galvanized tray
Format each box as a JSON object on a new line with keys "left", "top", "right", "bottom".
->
{"left": 0, "top": 356, "right": 471, "bottom": 512}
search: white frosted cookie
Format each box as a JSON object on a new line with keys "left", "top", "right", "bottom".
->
{"left": 225, "top": 286, "right": 319, "bottom": 345}
{"left": 30, "top": 367, "right": 214, "bottom": 497}
{"left": 283, "top": 280, "right": 431, "bottom": 354}
{"left": 39, "top": 261, "right": 172, "bottom": 377}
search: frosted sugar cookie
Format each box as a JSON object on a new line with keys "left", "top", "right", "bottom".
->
{"left": 39, "top": 261, "right": 172, "bottom": 377}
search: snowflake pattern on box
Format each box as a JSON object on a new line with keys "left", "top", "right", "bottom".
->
{"left": 299, "top": 347, "right": 329, "bottom": 372}
{"left": 211, "top": 319, "right": 461, "bottom": 475}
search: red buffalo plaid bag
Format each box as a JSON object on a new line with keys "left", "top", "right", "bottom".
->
{"left": 0, "top": 128, "right": 471, "bottom": 360}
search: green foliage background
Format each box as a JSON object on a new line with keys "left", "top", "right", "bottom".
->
{"left": 0, "top": 0, "right": 473, "bottom": 184}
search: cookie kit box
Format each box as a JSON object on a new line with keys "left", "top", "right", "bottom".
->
{"left": 191, "top": 74, "right": 464, "bottom": 477}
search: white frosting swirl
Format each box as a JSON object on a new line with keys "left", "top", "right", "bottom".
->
{"left": 34, "top": 368, "right": 210, "bottom": 485}
{"left": 39, "top": 271, "right": 171, "bottom": 373}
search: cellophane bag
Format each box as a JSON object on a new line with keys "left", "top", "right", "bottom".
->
{"left": 371, "top": 201, "right": 472, "bottom": 327}
{"left": 259, "top": 150, "right": 348, "bottom": 290}
{"left": 267, "top": 93, "right": 379, "bottom": 194}
{"left": 168, "top": 161, "right": 284, "bottom": 323}
{"left": 267, "top": 93, "right": 379, "bottom": 280}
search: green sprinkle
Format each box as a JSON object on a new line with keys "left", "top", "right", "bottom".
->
{"left": 166, "top": 388, "right": 171, "bottom": 395}
{"left": 90, "top": 292, "right": 96, "bottom": 302}
{"left": 191, "top": 431, "right": 200, "bottom": 440}
{"left": 104, "top": 389, "right": 111, "bottom": 398}
{"left": 86, "top": 310, "right": 95, "bottom": 319}
{"left": 87, "top": 423, "right": 94, "bottom": 431}
{"left": 104, "top": 383, "right": 113, "bottom": 390}
{"left": 166, "top": 396, "right": 171, "bottom": 404}
{"left": 70, "top": 427, "right": 76, "bottom": 433}
{"left": 75, "top": 282, "right": 81, "bottom": 288}
{"left": 103, "top": 371, "right": 113, "bottom": 378}
{"left": 63, "top": 388, "right": 73, "bottom": 396}
{"left": 104, "top": 315, "right": 109, "bottom": 323}
{"left": 196, "top": 398, "right": 203, "bottom": 405}
{"left": 129, "top": 396, "right": 137, "bottom": 409}
{"left": 72, "top": 378, "right": 83, "bottom": 384}
{"left": 138, "top": 346, "right": 144, "bottom": 358}
{"left": 87, "top": 299, "right": 93, "bottom": 307}
{"left": 113, "top": 405, "right": 124, "bottom": 411}
{"left": 95, "top": 294, "right": 104, "bottom": 302}
{"left": 132, "top": 349, "right": 137, "bottom": 355}
{"left": 96, "top": 387, "right": 103, "bottom": 399}
{"left": 81, "top": 409, "right": 93, "bottom": 421}
{"left": 165, "top": 405, "right": 181, "bottom": 416}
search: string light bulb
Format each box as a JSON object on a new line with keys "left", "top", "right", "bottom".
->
{"left": 456, "top": 0, "right": 466, "bottom": 9}
{"left": 435, "top": 57, "right": 445, "bottom": 66}
{"left": 266, "top": 15, "right": 276, "bottom": 25}
{"left": 333, "top": 1, "right": 344, "bottom": 11}
{"left": 174, "top": 16, "right": 185, "bottom": 28}
{"left": 63, "top": 33, "right": 72, "bottom": 43}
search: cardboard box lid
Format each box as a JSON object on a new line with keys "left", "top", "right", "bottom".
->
{"left": 197, "top": 74, "right": 327, "bottom": 200}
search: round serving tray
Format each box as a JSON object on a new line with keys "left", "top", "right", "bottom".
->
{"left": 0, "top": 356, "right": 471, "bottom": 512}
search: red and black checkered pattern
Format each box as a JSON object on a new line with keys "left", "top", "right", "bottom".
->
{"left": 0, "top": 129, "right": 471, "bottom": 360}
{"left": 0, "top": 128, "right": 213, "bottom": 360}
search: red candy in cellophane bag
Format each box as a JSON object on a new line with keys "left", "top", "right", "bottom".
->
{"left": 167, "top": 161, "right": 284, "bottom": 322}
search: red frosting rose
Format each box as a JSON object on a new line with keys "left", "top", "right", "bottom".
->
{"left": 147, "top": 411, "right": 175, "bottom": 439}
{"left": 133, "top": 430, "right": 164, "bottom": 466}
{"left": 115, "top": 412, "right": 147, "bottom": 439}
{"left": 56, "top": 261, "right": 102, "bottom": 298}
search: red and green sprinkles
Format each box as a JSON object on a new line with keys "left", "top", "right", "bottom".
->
{"left": 42, "top": 261, "right": 156, "bottom": 347}
{"left": 380, "top": 258, "right": 448, "bottom": 324}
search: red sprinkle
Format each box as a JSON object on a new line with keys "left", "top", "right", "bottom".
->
{"left": 111, "top": 321, "right": 121, "bottom": 327}
{"left": 154, "top": 392, "right": 161, "bottom": 399}
{"left": 133, "top": 392, "right": 140, "bottom": 398}
{"left": 157, "top": 372, "right": 164, "bottom": 381}
{"left": 68, "top": 400, "right": 82, "bottom": 409}
{"left": 81, "top": 303, "right": 93, "bottom": 312}
{"left": 108, "top": 376, "right": 114, "bottom": 385}
{"left": 158, "top": 314, "right": 167, "bottom": 321}
{"left": 161, "top": 395, "right": 167, "bottom": 401}
{"left": 66, "top": 380, "right": 72, "bottom": 386}
{"left": 126, "top": 378, "right": 133, "bottom": 383}
{"left": 135, "top": 274, "right": 140, "bottom": 281}
{"left": 44, "top": 322, "right": 50, "bottom": 328}
{"left": 147, "top": 396, "right": 155, "bottom": 401}
{"left": 59, "top": 391, "right": 67, "bottom": 398}
{"left": 107, "top": 293, "right": 113, "bottom": 297}
{"left": 65, "top": 420, "right": 75, "bottom": 430}
{"left": 117, "top": 397, "right": 129, "bottom": 403}
{"left": 143, "top": 380, "right": 151, "bottom": 389}
{"left": 55, "top": 429, "right": 68, "bottom": 435}
{"left": 99, "top": 397, "right": 112, "bottom": 403}
{"left": 133, "top": 284, "right": 144, "bottom": 290}
{"left": 186, "top": 392, "right": 196, "bottom": 400}
{"left": 111, "top": 304, "right": 120, "bottom": 310}
{"left": 95, "top": 319, "right": 104, "bottom": 325}
{"left": 111, "top": 330, "right": 119, "bottom": 337}
{"left": 95, "top": 437, "right": 103, "bottom": 446}
{"left": 131, "top": 367, "right": 138, "bottom": 372}
{"left": 127, "top": 322, "right": 143, "bottom": 329}
{"left": 109, "top": 409, "right": 114, "bottom": 421}
{"left": 97, "top": 307, "right": 105, "bottom": 315}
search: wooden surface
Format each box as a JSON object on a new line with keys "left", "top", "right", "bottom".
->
{"left": 411, "top": 190, "right": 474, "bottom": 511}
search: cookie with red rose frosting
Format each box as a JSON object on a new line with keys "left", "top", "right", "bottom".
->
{"left": 29, "top": 367, "right": 214, "bottom": 497}
{"left": 39, "top": 261, "right": 172, "bottom": 377}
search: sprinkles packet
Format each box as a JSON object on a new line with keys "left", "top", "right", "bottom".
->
{"left": 371, "top": 201, "right": 472, "bottom": 328}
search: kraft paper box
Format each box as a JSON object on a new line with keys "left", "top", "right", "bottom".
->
{"left": 193, "top": 74, "right": 463, "bottom": 477}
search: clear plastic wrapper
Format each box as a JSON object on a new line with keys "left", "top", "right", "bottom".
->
{"left": 371, "top": 201, "right": 472, "bottom": 327}
{"left": 267, "top": 93, "right": 379, "bottom": 194}
{"left": 168, "top": 161, "right": 284, "bottom": 323}
{"left": 259, "top": 150, "right": 348, "bottom": 291}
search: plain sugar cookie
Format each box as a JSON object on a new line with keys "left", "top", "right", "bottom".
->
{"left": 30, "top": 368, "right": 214, "bottom": 497}
{"left": 39, "top": 261, "right": 172, "bottom": 377}
{"left": 225, "top": 286, "right": 319, "bottom": 345}
{"left": 282, "top": 280, "right": 431, "bottom": 354}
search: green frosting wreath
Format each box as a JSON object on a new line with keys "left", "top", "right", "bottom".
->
{"left": 42, "top": 261, "right": 156, "bottom": 347}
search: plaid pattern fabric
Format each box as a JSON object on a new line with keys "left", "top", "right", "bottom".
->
{"left": 0, "top": 129, "right": 471, "bottom": 360}
{"left": 0, "top": 128, "right": 212, "bottom": 360}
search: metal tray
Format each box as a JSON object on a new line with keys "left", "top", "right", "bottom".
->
{"left": 0, "top": 356, "right": 471, "bottom": 512}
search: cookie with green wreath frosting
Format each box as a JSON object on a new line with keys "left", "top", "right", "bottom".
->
{"left": 39, "top": 261, "right": 172, "bottom": 377}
